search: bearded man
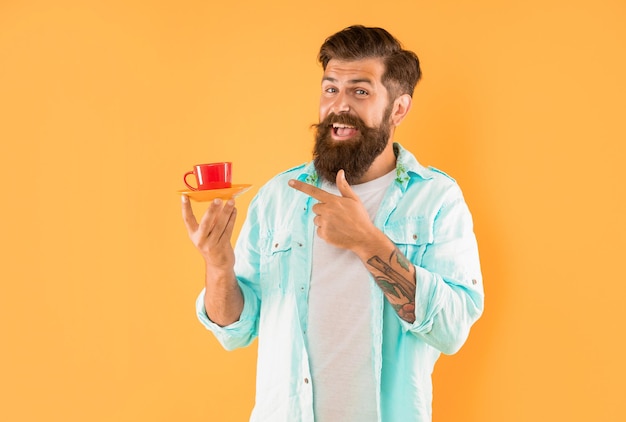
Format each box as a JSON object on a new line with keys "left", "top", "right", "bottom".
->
{"left": 182, "top": 25, "right": 484, "bottom": 422}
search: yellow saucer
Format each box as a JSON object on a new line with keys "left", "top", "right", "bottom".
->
{"left": 178, "top": 184, "right": 252, "bottom": 202}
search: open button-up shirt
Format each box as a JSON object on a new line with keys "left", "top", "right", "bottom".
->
{"left": 196, "top": 143, "right": 484, "bottom": 421}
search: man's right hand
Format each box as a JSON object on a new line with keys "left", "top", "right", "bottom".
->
{"left": 181, "top": 196, "right": 237, "bottom": 270}
{"left": 182, "top": 195, "right": 243, "bottom": 326}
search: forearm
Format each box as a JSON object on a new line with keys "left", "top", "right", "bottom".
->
{"left": 354, "top": 230, "right": 417, "bottom": 323}
{"left": 203, "top": 264, "right": 244, "bottom": 327}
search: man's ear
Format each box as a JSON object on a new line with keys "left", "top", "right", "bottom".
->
{"left": 391, "top": 94, "right": 412, "bottom": 126}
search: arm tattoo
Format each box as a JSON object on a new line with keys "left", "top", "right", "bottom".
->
{"left": 367, "top": 249, "right": 416, "bottom": 323}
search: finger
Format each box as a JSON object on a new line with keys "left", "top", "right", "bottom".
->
{"left": 219, "top": 204, "right": 237, "bottom": 243}
{"left": 288, "top": 179, "right": 336, "bottom": 202}
{"left": 208, "top": 199, "right": 236, "bottom": 244}
{"left": 336, "top": 169, "right": 358, "bottom": 200}
{"left": 181, "top": 195, "right": 199, "bottom": 233}
{"left": 197, "top": 198, "right": 225, "bottom": 236}
{"left": 311, "top": 202, "right": 324, "bottom": 215}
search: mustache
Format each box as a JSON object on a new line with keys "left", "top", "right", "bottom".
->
{"left": 311, "top": 112, "right": 368, "bottom": 131}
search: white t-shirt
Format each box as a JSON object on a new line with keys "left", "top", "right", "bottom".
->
{"left": 307, "top": 170, "right": 397, "bottom": 422}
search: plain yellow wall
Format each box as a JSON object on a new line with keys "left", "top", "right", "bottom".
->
{"left": 1, "top": 0, "right": 625, "bottom": 420}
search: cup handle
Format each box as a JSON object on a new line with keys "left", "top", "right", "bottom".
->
{"left": 183, "top": 171, "right": 197, "bottom": 191}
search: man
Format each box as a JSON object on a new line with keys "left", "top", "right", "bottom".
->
{"left": 182, "top": 25, "right": 484, "bottom": 422}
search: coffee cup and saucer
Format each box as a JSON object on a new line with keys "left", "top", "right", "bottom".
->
{"left": 178, "top": 162, "right": 252, "bottom": 202}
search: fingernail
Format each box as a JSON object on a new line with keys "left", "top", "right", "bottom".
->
{"left": 213, "top": 198, "right": 222, "bottom": 205}
{"left": 227, "top": 199, "right": 235, "bottom": 206}
{"left": 288, "top": 180, "right": 295, "bottom": 186}
{"left": 181, "top": 195, "right": 188, "bottom": 203}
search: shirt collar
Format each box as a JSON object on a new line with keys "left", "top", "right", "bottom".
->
{"left": 393, "top": 143, "right": 433, "bottom": 190}
{"left": 297, "top": 143, "right": 432, "bottom": 189}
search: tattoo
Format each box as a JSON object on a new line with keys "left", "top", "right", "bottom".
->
{"left": 395, "top": 250, "right": 411, "bottom": 272}
{"left": 369, "top": 256, "right": 412, "bottom": 298}
{"left": 367, "top": 249, "right": 416, "bottom": 323}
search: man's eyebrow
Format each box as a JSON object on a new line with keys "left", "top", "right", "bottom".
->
{"left": 322, "top": 76, "right": 375, "bottom": 85}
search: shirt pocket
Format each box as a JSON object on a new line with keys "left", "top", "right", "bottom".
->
{"left": 383, "top": 216, "right": 433, "bottom": 267}
{"left": 260, "top": 230, "right": 293, "bottom": 294}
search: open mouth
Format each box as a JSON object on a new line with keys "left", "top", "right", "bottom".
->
{"left": 332, "top": 123, "right": 358, "bottom": 138}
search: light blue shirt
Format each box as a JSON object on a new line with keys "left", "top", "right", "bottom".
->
{"left": 196, "top": 143, "right": 484, "bottom": 421}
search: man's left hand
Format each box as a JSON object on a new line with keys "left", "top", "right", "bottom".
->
{"left": 288, "top": 169, "right": 378, "bottom": 252}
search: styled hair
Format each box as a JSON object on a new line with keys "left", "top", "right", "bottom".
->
{"left": 318, "top": 25, "right": 422, "bottom": 98}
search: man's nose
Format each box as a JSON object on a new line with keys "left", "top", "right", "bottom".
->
{"left": 331, "top": 92, "right": 350, "bottom": 114}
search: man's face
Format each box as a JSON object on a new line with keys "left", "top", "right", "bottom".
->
{"left": 314, "top": 57, "right": 394, "bottom": 184}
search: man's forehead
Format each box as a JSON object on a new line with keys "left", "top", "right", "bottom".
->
{"left": 323, "top": 57, "right": 385, "bottom": 84}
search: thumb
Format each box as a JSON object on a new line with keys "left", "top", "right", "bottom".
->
{"left": 336, "top": 169, "right": 358, "bottom": 199}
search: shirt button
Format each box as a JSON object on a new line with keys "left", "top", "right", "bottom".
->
{"left": 274, "top": 243, "right": 279, "bottom": 248}
{"left": 412, "top": 234, "right": 418, "bottom": 240}
{"left": 304, "top": 378, "right": 309, "bottom": 384}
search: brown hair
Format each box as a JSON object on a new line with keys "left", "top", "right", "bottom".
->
{"left": 318, "top": 25, "right": 422, "bottom": 98}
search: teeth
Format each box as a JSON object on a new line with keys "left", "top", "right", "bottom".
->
{"left": 332, "top": 123, "right": 355, "bottom": 128}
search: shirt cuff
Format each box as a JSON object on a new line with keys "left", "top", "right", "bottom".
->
{"left": 399, "top": 265, "right": 442, "bottom": 334}
{"left": 195, "top": 284, "right": 259, "bottom": 350}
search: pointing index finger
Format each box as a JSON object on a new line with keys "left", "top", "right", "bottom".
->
{"left": 288, "top": 179, "right": 335, "bottom": 202}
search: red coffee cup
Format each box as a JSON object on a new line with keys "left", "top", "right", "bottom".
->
{"left": 183, "top": 162, "right": 232, "bottom": 191}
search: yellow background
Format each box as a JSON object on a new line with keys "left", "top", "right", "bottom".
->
{"left": 1, "top": 0, "right": 625, "bottom": 420}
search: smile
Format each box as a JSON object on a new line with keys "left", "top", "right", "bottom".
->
{"left": 332, "top": 123, "right": 358, "bottom": 138}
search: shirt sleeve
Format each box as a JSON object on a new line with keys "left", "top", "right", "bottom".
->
{"left": 195, "top": 283, "right": 259, "bottom": 351}
{"left": 401, "top": 185, "right": 484, "bottom": 355}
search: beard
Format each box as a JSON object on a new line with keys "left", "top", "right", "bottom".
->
{"left": 313, "top": 105, "right": 393, "bottom": 185}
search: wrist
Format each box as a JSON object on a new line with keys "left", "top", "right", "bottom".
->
{"left": 353, "top": 229, "right": 395, "bottom": 262}
{"left": 204, "top": 262, "right": 236, "bottom": 285}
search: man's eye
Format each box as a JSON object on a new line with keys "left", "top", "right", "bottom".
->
{"left": 325, "top": 87, "right": 337, "bottom": 93}
{"left": 355, "top": 89, "right": 368, "bottom": 96}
